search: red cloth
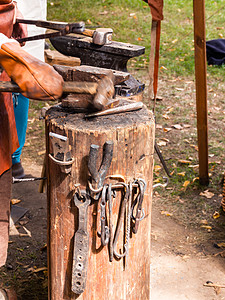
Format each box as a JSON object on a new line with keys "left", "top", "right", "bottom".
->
{"left": 147, "top": 0, "right": 164, "bottom": 21}
{"left": 0, "top": 1, "right": 18, "bottom": 267}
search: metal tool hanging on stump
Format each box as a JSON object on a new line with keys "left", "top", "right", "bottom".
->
{"left": 72, "top": 191, "right": 91, "bottom": 295}
{"left": 72, "top": 141, "right": 114, "bottom": 295}
{"left": 72, "top": 140, "right": 148, "bottom": 295}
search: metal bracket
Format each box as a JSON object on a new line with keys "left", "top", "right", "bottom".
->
{"left": 49, "top": 132, "right": 74, "bottom": 173}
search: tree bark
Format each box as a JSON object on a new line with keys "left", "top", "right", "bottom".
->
{"left": 46, "top": 104, "right": 155, "bottom": 299}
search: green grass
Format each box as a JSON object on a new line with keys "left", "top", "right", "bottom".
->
{"left": 47, "top": 0, "right": 225, "bottom": 78}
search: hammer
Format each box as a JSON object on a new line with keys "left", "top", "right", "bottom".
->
{"left": 81, "top": 28, "right": 113, "bottom": 45}
{"left": 0, "top": 72, "right": 115, "bottom": 111}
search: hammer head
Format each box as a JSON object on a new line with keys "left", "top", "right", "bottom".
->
{"left": 92, "top": 71, "right": 115, "bottom": 110}
{"left": 92, "top": 28, "right": 113, "bottom": 45}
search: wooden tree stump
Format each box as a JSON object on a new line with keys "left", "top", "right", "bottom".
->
{"left": 45, "top": 104, "right": 155, "bottom": 300}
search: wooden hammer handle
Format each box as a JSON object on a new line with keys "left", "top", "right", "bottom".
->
{"left": 82, "top": 29, "right": 94, "bottom": 37}
{"left": 0, "top": 81, "right": 98, "bottom": 95}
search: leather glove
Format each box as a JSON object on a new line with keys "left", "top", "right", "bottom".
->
{"left": 0, "top": 33, "right": 63, "bottom": 100}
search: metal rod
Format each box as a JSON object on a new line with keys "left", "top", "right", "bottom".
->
{"left": 154, "top": 142, "right": 171, "bottom": 178}
{"left": 12, "top": 177, "right": 47, "bottom": 184}
{"left": 85, "top": 102, "right": 144, "bottom": 118}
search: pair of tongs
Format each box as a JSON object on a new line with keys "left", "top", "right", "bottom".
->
{"left": 16, "top": 19, "right": 85, "bottom": 43}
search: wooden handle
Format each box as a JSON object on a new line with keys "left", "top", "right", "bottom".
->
{"left": 82, "top": 29, "right": 94, "bottom": 37}
{"left": 63, "top": 81, "right": 98, "bottom": 94}
{"left": 0, "top": 81, "right": 98, "bottom": 95}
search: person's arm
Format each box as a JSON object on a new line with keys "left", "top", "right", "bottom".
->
{"left": 12, "top": 1, "right": 27, "bottom": 46}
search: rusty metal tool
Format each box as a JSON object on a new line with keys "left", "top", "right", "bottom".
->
{"left": 48, "top": 132, "right": 74, "bottom": 174}
{"left": 154, "top": 142, "right": 172, "bottom": 178}
{"left": 85, "top": 102, "right": 144, "bottom": 118}
{"left": 12, "top": 176, "right": 46, "bottom": 183}
{"left": 131, "top": 179, "right": 146, "bottom": 234}
{"left": 88, "top": 141, "right": 114, "bottom": 192}
{"left": 16, "top": 19, "right": 112, "bottom": 45}
{"left": 72, "top": 191, "right": 91, "bottom": 295}
{"left": 16, "top": 19, "right": 85, "bottom": 43}
{"left": 108, "top": 183, "right": 114, "bottom": 262}
{"left": 113, "top": 182, "right": 129, "bottom": 259}
{"left": 124, "top": 181, "right": 132, "bottom": 268}
{"left": 98, "top": 185, "right": 109, "bottom": 246}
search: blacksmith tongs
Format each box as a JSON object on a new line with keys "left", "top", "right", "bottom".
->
{"left": 15, "top": 19, "right": 85, "bottom": 43}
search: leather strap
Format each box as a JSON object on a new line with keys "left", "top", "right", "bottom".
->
{"left": 148, "top": 20, "right": 157, "bottom": 101}
{"left": 153, "top": 21, "right": 161, "bottom": 100}
{"left": 148, "top": 20, "right": 161, "bottom": 111}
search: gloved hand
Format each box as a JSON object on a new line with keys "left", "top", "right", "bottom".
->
{"left": 0, "top": 33, "right": 63, "bottom": 100}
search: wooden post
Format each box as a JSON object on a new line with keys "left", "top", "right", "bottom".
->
{"left": 45, "top": 104, "right": 155, "bottom": 299}
{"left": 193, "top": 0, "right": 209, "bottom": 185}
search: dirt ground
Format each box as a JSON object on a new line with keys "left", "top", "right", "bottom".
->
{"left": 151, "top": 204, "right": 225, "bottom": 300}
{"left": 1, "top": 74, "right": 225, "bottom": 299}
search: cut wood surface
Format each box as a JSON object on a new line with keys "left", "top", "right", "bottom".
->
{"left": 46, "top": 103, "right": 155, "bottom": 299}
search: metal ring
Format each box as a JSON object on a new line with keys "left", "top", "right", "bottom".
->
{"left": 113, "top": 244, "right": 128, "bottom": 259}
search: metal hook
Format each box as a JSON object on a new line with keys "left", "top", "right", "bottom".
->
{"left": 113, "top": 182, "right": 129, "bottom": 259}
{"left": 131, "top": 179, "right": 145, "bottom": 234}
{"left": 97, "top": 185, "right": 110, "bottom": 246}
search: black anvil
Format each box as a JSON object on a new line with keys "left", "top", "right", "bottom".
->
{"left": 50, "top": 35, "right": 145, "bottom": 96}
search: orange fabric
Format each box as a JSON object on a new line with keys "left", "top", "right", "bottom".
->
{"left": 0, "top": 42, "right": 63, "bottom": 101}
{"left": 0, "top": 1, "right": 18, "bottom": 176}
